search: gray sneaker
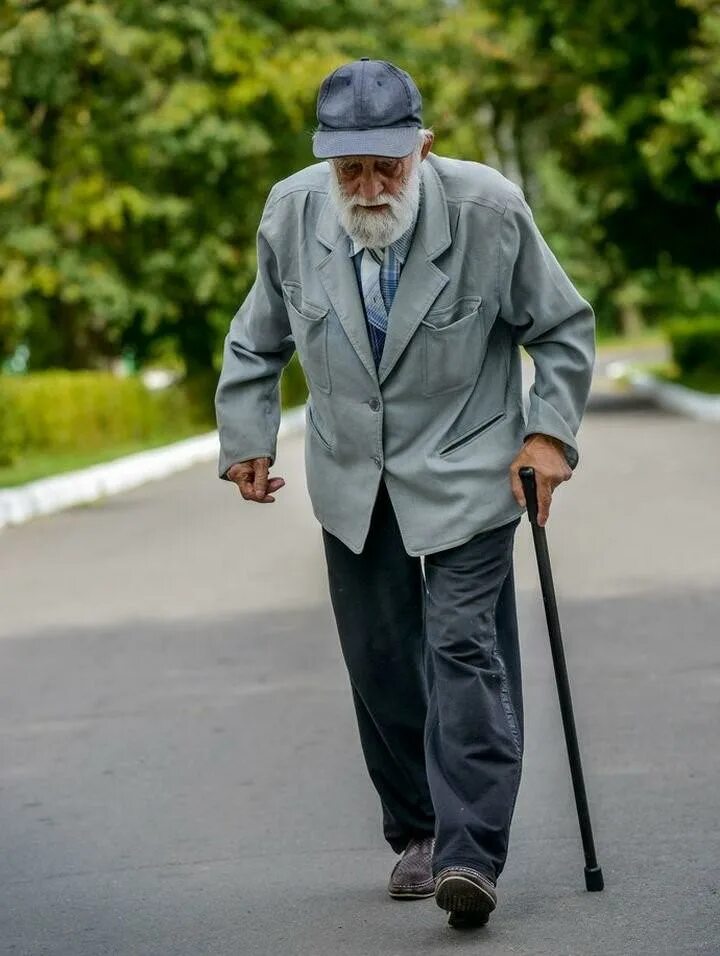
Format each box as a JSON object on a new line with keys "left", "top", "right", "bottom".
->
{"left": 434, "top": 865, "right": 497, "bottom": 928}
{"left": 387, "top": 835, "right": 436, "bottom": 900}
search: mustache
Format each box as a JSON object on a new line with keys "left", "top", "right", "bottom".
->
{"left": 352, "top": 196, "right": 394, "bottom": 207}
{"left": 347, "top": 193, "right": 404, "bottom": 213}
{"left": 339, "top": 180, "right": 410, "bottom": 212}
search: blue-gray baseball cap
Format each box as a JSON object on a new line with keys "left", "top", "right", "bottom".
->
{"left": 312, "top": 57, "right": 423, "bottom": 159}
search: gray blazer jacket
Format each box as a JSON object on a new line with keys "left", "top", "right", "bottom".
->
{"left": 215, "top": 152, "right": 596, "bottom": 556}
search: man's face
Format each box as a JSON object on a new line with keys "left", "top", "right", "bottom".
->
{"left": 327, "top": 135, "right": 432, "bottom": 249}
{"left": 333, "top": 154, "right": 415, "bottom": 207}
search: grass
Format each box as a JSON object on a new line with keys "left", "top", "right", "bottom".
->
{"left": 620, "top": 360, "right": 720, "bottom": 395}
{"left": 595, "top": 328, "right": 666, "bottom": 351}
{"left": 0, "top": 424, "right": 214, "bottom": 489}
{"left": 655, "top": 366, "right": 720, "bottom": 395}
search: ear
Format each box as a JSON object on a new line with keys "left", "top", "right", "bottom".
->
{"left": 420, "top": 131, "right": 434, "bottom": 160}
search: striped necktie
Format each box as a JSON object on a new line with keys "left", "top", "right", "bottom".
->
{"left": 359, "top": 246, "right": 389, "bottom": 368}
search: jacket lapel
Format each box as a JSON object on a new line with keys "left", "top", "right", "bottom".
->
{"left": 315, "top": 224, "right": 378, "bottom": 382}
{"left": 315, "top": 154, "right": 452, "bottom": 385}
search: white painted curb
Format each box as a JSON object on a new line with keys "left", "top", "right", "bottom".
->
{"left": 606, "top": 361, "right": 720, "bottom": 421}
{"left": 0, "top": 405, "right": 307, "bottom": 531}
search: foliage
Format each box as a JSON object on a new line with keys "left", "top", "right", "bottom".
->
{"left": 0, "top": 355, "right": 305, "bottom": 468}
{"left": 0, "top": 0, "right": 324, "bottom": 371}
{"left": 663, "top": 315, "right": 720, "bottom": 377}
{"left": 642, "top": 0, "right": 720, "bottom": 200}
{"left": 0, "top": 369, "right": 211, "bottom": 465}
{"left": 280, "top": 352, "right": 308, "bottom": 409}
{"left": 466, "top": 0, "right": 720, "bottom": 331}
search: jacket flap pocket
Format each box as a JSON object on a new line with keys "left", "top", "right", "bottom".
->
{"left": 421, "top": 295, "right": 483, "bottom": 332}
{"left": 282, "top": 281, "right": 329, "bottom": 321}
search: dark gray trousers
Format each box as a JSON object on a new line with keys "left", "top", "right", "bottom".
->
{"left": 321, "top": 478, "right": 523, "bottom": 882}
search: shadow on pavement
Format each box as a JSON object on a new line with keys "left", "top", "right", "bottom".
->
{"left": 0, "top": 586, "right": 717, "bottom": 955}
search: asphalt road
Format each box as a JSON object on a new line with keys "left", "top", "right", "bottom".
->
{"left": 1, "top": 401, "right": 718, "bottom": 956}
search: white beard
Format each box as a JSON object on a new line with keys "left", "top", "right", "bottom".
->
{"left": 328, "top": 150, "right": 422, "bottom": 250}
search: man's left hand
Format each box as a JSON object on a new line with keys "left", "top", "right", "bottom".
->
{"left": 509, "top": 433, "right": 573, "bottom": 527}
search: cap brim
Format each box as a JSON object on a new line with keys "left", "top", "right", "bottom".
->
{"left": 312, "top": 125, "right": 420, "bottom": 159}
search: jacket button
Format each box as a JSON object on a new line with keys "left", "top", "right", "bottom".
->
{"left": 368, "top": 398, "right": 380, "bottom": 411}
{"left": 373, "top": 456, "right": 382, "bottom": 469}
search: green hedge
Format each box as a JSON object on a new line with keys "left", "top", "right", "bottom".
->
{"left": 663, "top": 316, "right": 720, "bottom": 377}
{"left": 0, "top": 356, "right": 309, "bottom": 468}
{"left": 0, "top": 371, "right": 212, "bottom": 467}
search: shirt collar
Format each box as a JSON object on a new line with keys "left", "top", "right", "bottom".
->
{"left": 347, "top": 180, "right": 423, "bottom": 262}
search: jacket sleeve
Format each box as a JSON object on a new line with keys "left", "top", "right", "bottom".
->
{"left": 214, "top": 188, "right": 296, "bottom": 479}
{"left": 498, "top": 183, "right": 596, "bottom": 470}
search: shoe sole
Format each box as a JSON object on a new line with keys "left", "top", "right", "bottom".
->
{"left": 435, "top": 873, "right": 496, "bottom": 922}
{"left": 388, "top": 884, "right": 436, "bottom": 900}
{"left": 448, "top": 910, "right": 490, "bottom": 929}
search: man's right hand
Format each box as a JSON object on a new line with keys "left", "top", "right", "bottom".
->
{"left": 226, "top": 457, "right": 286, "bottom": 504}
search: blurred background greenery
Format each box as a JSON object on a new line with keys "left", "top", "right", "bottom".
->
{"left": 0, "top": 0, "right": 718, "bottom": 483}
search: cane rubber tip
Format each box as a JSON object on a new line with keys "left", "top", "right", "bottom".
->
{"left": 585, "top": 866, "right": 604, "bottom": 892}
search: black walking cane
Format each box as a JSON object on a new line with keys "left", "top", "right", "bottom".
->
{"left": 519, "top": 466, "right": 604, "bottom": 892}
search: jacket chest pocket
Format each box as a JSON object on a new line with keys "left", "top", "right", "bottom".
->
{"left": 282, "top": 280, "right": 331, "bottom": 394}
{"left": 420, "top": 296, "right": 486, "bottom": 397}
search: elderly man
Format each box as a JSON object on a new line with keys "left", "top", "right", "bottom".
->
{"left": 215, "top": 58, "right": 595, "bottom": 929}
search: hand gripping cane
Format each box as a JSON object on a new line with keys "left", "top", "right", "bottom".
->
{"left": 519, "top": 466, "right": 604, "bottom": 892}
